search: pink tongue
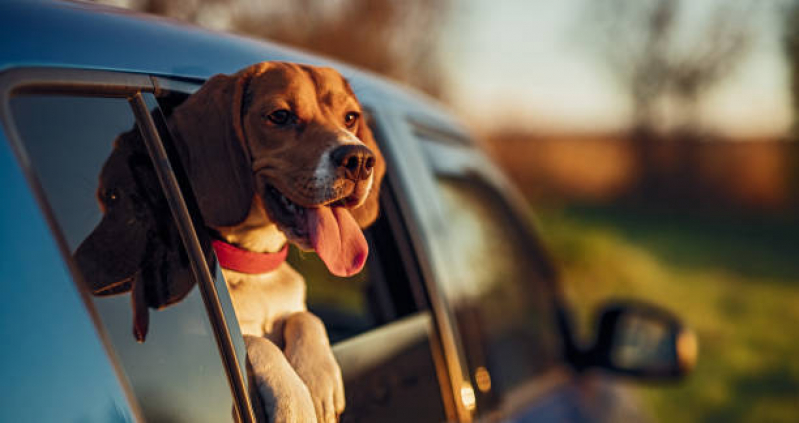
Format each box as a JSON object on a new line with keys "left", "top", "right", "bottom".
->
{"left": 307, "top": 206, "right": 368, "bottom": 277}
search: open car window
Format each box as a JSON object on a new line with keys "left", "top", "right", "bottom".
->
{"left": 155, "top": 88, "right": 451, "bottom": 422}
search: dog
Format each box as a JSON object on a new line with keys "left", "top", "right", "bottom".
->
{"left": 74, "top": 127, "right": 203, "bottom": 343}
{"left": 75, "top": 62, "right": 385, "bottom": 423}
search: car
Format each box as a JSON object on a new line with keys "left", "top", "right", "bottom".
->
{"left": 0, "top": 1, "right": 696, "bottom": 422}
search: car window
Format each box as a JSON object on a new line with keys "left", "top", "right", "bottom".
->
{"left": 432, "top": 171, "right": 560, "bottom": 408}
{"left": 9, "top": 94, "right": 237, "bottom": 423}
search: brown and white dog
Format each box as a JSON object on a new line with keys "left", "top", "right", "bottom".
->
{"left": 171, "top": 62, "right": 386, "bottom": 423}
{"left": 76, "top": 62, "right": 385, "bottom": 423}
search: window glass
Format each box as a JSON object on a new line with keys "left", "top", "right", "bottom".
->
{"left": 435, "top": 176, "right": 559, "bottom": 398}
{"left": 0, "top": 138, "right": 137, "bottom": 423}
{"left": 10, "top": 95, "right": 235, "bottom": 423}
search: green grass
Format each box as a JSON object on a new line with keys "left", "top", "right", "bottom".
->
{"left": 533, "top": 206, "right": 799, "bottom": 423}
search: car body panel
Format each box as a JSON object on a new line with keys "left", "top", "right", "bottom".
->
{"left": 0, "top": 129, "right": 141, "bottom": 422}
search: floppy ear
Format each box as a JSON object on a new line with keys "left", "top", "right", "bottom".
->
{"left": 133, "top": 220, "right": 199, "bottom": 342}
{"left": 132, "top": 239, "right": 196, "bottom": 342}
{"left": 169, "top": 70, "right": 257, "bottom": 227}
{"left": 350, "top": 112, "right": 386, "bottom": 228}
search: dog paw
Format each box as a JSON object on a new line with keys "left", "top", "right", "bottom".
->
{"left": 284, "top": 313, "right": 346, "bottom": 423}
{"left": 245, "top": 335, "right": 318, "bottom": 423}
{"left": 287, "top": 345, "right": 344, "bottom": 423}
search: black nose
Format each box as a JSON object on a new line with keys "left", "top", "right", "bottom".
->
{"left": 331, "top": 145, "right": 376, "bottom": 181}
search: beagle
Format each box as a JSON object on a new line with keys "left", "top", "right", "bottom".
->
{"left": 170, "top": 61, "right": 385, "bottom": 423}
{"left": 75, "top": 62, "right": 385, "bottom": 423}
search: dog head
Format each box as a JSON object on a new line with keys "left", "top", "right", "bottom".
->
{"left": 74, "top": 129, "right": 197, "bottom": 342}
{"left": 170, "top": 62, "right": 386, "bottom": 277}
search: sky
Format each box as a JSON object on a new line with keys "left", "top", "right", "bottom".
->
{"left": 99, "top": 0, "right": 796, "bottom": 139}
{"left": 440, "top": 0, "right": 794, "bottom": 138}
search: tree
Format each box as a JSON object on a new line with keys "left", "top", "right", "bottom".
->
{"left": 94, "top": 0, "right": 450, "bottom": 99}
{"left": 783, "top": 1, "right": 799, "bottom": 208}
{"left": 583, "top": 0, "right": 755, "bottom": 203}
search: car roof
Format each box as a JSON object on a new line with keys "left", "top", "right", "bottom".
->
{"left": 0, "top": 0, "right": 469, "bottom": 137}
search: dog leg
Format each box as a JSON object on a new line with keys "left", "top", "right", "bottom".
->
{"left": 244, "top": 335, "right": 318, "bottom": 423}
{"left": 283, "top": 312, "right": 345, "bottom": 423}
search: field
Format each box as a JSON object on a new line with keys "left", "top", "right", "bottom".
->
{"left": 533, "top": 206, "right": 799, "bottom": 423}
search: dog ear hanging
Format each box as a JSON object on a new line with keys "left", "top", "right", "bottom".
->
{"left": 168, "top": 71, "right": 257, "bottom": 228}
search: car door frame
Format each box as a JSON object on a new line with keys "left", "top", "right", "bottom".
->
{"left": 389, "top": 113, "right": 583, "bottom": 420}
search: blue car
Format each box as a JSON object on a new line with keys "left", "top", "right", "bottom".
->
{"left": 0, "top": 1, "right": 695, "bottom": 422}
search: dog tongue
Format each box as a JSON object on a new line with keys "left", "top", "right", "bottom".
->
{"left": 307, "top": 206, "right": 368, "bottom": 277}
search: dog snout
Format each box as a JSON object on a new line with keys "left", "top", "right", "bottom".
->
{"left": 331, "top": 144, "right": 375, "bottom": 181}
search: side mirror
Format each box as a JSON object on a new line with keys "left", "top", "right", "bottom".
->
{"left": 586, "top": 301, "right": 697, "bottom": 381}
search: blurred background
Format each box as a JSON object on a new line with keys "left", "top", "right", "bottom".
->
{"left": 95, "top": 0, "right": 799, "bottom": 421}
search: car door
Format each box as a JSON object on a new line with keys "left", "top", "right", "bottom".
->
{"left": 0, "top": 89, "right": 141, "bottom": 423}
{"left": 404, "top": 118, "right": 577, "bottom": 420}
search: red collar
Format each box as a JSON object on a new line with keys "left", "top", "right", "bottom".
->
{"left": 211, "top": 239, "right": 288, "bottom": 274}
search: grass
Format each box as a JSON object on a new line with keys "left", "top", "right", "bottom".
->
{"left": 533, "top": 206, "right": 799, "bottom": 423}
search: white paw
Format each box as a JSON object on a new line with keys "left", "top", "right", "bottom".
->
{"left": 245, "top": 335, "right": 318, "bottom": 423}
{"left": 284, "top": 314, "right": 346, "bottom": 423}
{"left": 287, "top": 344, "right": 345, "bottom": 423}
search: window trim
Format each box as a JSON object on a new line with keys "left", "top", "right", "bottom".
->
{"left": 0, "top": 67, "right": 255, "bottom": 423}
{"left": 376, "top": 111, "right": 477, "bottom": 421}
{"left": 419, "top": 139, "right": 582, "bottom": 417}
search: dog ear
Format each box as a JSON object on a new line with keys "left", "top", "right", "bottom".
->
{"left": 142, "top": 220, "right": 206, "bottom": 312}
{"left": 349, "top": 112, "right": 386, "bottom": 228}
{"left": 169, "top": 70, "right": 257, "bottom": 227}
{"left": 131, "top": 241, "right": 197, "bottom": 342}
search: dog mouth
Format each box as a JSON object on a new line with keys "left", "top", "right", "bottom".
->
{"left": 263, "top": 184, "right": 308, "bottom": 237}
{"left": 261, "top": 184, "right": 368, "bottom": 277}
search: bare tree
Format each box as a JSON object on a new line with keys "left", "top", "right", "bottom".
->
{"left": 234, "top": 0, "right": 450, "bottom": 98}
{"left": 583, "top": 0, "right": 755, "bottom": 203}
{"left": 94, "top": 0, "right": 450, "bottom": 99}
{"left": 783, "top": 1, "right": 799, "bottom": 207}
{"left": 785, "top": 1, "right": 799, "bottom": 140}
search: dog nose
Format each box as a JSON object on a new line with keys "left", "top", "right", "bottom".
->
{"left": 331, "top": 145, "right": 375, "bottom": 181}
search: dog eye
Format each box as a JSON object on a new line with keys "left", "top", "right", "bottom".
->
{"left": 344, "top": 111, "right": 359, "bottom": 128}
{"left": 102, "top": 188, "right": 120, "bottom": 205}
{"left": 266, "top": 109, "right": 293, "bottom": 125}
